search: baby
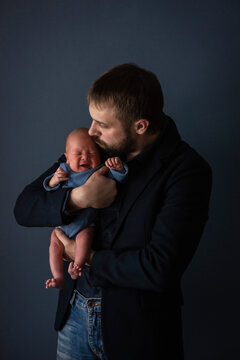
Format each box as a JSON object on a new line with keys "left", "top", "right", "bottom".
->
{"left": 43, "top": 128, "right": 128, "bottom": 289}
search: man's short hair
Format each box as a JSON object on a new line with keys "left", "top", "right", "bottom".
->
{"left": 87, "top": 63, "right": 164, "bottom": 134}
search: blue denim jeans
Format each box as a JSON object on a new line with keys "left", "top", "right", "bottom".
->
{"left": 57, "top": 290, "right": 107, "bottom": 360}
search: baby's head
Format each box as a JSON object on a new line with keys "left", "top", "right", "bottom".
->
{"left": 65, "top": 128, "right": 101, "bottom": 172}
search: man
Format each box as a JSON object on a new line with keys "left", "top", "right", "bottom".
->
{"left": 14, "top": 63, "right": 212, "bottom": 359}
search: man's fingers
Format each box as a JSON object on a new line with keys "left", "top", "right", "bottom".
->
{"left": 55, "top": 228, "right": 69, "bottom": 242}
{"left": 95, "top": 165, "right": 110, "bottom": 176}
{"left": 55, "top": 228, "right": 75, "bottom": 261}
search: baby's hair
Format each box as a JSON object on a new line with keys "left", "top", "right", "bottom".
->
{"left": 65, "top": 128, "right": 89, "bottom": 152}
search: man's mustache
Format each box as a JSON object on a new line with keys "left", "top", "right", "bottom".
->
{"left": 91, "top": 135, "right": 105, "bottom": 146}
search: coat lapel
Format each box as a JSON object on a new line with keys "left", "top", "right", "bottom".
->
{"left": 110, "top": 116, "right": 182, "bottom": 245}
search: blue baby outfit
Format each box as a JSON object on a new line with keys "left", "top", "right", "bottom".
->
{"left": 43, "top": 162, "right": 128, "bottom": 239}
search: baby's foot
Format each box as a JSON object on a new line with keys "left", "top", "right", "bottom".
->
{"left": 68, "top": 262, "right": 82, "bottom": 280}
{"left": 105, "top": 157, "right": 124, "bottom": 173}
{"left": 45, "top": 277, "right": 64, "bottom": 289}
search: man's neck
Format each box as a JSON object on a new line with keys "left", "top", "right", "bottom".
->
{"left": 127, "top": 131, "right": 160, "bottom": 160}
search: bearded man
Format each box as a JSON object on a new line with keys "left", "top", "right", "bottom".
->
{"left": 14, "top": 63, "right": 212, "bottom": 360}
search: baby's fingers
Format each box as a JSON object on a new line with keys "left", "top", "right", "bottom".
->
{"left": 112, "top": 157, "right": 121, "bottom": 166}
{"left": 58, "top": 168, "right": 67, "bottom": 176}
{"left": 105, "top": 158, "right": 114, "bottom": 168}
{"left": 58, "top": 176, "right": 69, "bottom": 182}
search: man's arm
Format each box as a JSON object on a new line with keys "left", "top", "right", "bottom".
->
{"left": 14, "top": 157, "right": 118, "bottom": 228}
{"left": 14, "top": 156, "right": 69, "bottom": 227}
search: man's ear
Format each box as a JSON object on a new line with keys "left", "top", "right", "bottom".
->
{"left": 134, "top": 119, "right": 149, "bottom": 135}
{"left": 64, "top": 152, "right": 69, "bottom": 163}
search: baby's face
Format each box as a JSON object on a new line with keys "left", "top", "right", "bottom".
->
{"left": 65, "top": 134, "right": 101, "bottom": 172}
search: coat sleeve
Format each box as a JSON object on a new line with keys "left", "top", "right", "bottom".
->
{"left": 90, "top": 158, "right": 212, "bottom": 292}
{"left": 14, "top": 155, "right": 71, "bottom": 227}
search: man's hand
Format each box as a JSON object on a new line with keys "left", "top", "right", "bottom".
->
{"left": 55, "top": 228, "right": 96, "bottom": 266}
{"left": 66, "top": 166, "right": 117, "bottom": 212}
{"left": 55, "top": 228, "right": 75, "bottom": 261}
{"left": 49, "top": 167, "right": 69, "bottom": 188}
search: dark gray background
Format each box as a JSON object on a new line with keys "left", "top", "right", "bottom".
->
{"left": 1, "top": 1, "right": 239, "bottom": 359}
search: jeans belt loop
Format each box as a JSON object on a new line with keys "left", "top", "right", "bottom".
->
{"left": 70, "top": 289, "right": 77, "bottom": 307}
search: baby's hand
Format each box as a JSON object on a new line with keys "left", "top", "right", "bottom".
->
{"left": 49, "top": 167, "right": 69, "bottom": 188}
{"left": 105, "top": 157, "right": 124, "bottom": 173}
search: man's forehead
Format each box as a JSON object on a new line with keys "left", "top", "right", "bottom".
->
{"left": 89, "top": 99, "right": 114, "bottom": 109}
{"left": 89, "top": 102, "right": 116, "bottom": 118}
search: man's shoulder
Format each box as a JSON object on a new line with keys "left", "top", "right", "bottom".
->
{"left": 180, "top": 141, "right": 211, "bottom": 167}
{"left": 170, "top": 140, "right": 212, "bottom": 178}
{"left": 158, "top": 115, "right": 211, "bottom": 172}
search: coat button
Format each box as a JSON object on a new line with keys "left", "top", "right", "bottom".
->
{"left": 88, "top": 300, "right": 101, "bottom": 308}
{"left": 88, "top": 300, "right": 95, "bottom": 308}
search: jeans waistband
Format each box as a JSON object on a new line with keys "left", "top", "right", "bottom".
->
{"left": 70, "top": 289, "right": 101, "bottom": 310}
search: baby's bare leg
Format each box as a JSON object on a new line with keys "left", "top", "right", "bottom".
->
{"left": 68, "top": 226, "right": 94, "bottom": 280}
{"left": 105, "top": 157, "right": 124, "bottom": 173}
{"left": 46, "top": 229, "right": 65, "bottom": 289}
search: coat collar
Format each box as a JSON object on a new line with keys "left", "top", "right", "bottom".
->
{"left": 110, "top": 115, "right": 182, "bottom": 245}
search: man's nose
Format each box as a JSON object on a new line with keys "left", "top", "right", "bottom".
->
{"left": 88, "top": 121, "right": 99, "bottom": 136}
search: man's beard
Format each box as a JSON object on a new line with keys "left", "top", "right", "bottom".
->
{"left": 91, "top": 133, "right": 135, "bottom": 159}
